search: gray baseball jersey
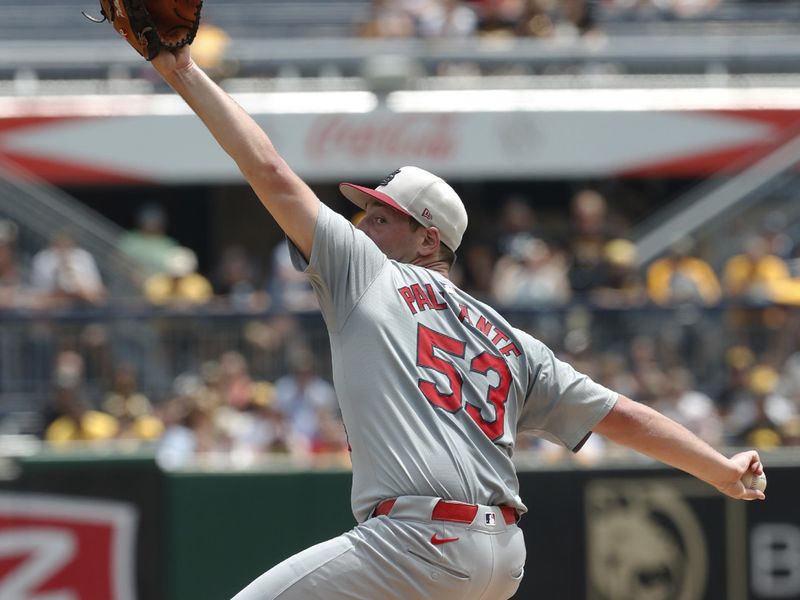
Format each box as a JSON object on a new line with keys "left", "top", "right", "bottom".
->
{"left": 290, "top": 204, "right": 618, "bottom": 522}
{"left": 233, "top": 203, "right": 618, "bottom": 600}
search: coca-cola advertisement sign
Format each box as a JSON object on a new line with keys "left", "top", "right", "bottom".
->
{"left": 0, "top": 493, "right": 137, "bottom": 600}
{"left": 306, "top": 114, "right": 457, "bottom": 161}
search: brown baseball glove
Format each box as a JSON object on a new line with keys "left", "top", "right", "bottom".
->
{"left": 90, "top": 0, "right": 204, "bottom": 61}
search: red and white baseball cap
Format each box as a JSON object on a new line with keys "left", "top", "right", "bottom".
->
{"left": 339, "top": 166, "right": 468, "bottom": 252}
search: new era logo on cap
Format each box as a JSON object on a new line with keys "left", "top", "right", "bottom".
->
{"left": 339, "top": 166, "right": 468, "bottom": 252}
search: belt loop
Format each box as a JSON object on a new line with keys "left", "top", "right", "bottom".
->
{"left": 500, "top": 505, "right": 518, "bottom": 525}
{"left": 373, "top": 498, "right": 396, "bottom": 518}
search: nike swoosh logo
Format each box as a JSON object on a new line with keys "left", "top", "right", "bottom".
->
{"left": 431, "top": 534, "right": 460, "bottom": 545}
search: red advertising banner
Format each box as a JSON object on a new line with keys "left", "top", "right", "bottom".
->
{"left": 2, "top": 91, "right": 800, "bottom": 183}
{"left": 0, "top": 493, "right": 136, "bottom": 600}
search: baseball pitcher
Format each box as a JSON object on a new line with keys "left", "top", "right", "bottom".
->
{"left": 141, "top": 46, "right": 766, "bottom": 600}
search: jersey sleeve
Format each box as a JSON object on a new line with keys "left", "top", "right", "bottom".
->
{"left": 517, "top": 338, "right": 617, "bottom": 451}
{"left": 287, "top": 203, "right": 387, "bottom": 332}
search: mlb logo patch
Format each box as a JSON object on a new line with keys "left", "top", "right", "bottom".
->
{"left": 485, "top": 512, "right": 497, "bottom": 526}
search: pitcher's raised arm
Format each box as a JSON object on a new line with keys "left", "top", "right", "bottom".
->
{"left": 152, "top": 47, "right": 319, "bottom": 260}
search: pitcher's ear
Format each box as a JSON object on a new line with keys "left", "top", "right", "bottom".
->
{"left": 419, "top": 226, "right": 441, "bottom": 257}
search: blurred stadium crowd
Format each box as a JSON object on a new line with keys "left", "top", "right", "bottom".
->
{"left": 2, "top": 178, "right": 800, "bottom": 466}
{"left": 6, "top": 0, "right": 795, "bottom": 87}
{"left": 2, "top": 0, "right": 800, "bottom": 467}
{"left": 354, "top": 0, "right": 601, "bottom": 42}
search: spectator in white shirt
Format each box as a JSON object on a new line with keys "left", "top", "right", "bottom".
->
{"left": 31, "top": 231, "right": 106, "bottom": 306}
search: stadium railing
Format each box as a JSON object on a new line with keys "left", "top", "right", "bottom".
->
{"left": 0, "top": 301, "right": 796, "bottom": 436}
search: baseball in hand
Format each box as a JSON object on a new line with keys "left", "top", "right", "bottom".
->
{"left": 741, "top": 470, "right": 767, "bottom": 492}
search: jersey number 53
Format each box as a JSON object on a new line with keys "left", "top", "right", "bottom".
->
{"left": 416, "top": 324, "right": 512, "bottom": 441}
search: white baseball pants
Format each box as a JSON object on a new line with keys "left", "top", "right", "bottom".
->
{"left": 231, "top": 496, "right": 526, "bottom": 600}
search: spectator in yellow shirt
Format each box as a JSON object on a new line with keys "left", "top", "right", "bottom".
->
{"left": 722, "top": 235, "right": 791, "bottom": 302}
{"left": 722, "top": 235, "right": 792, "bottom": 353}
{"left": 103, "top": 363, "right": 165, "bottom": 441}
{"left": 647, "top": 236, "right": 721, "bottom": 306}
{"left": 45, "top": 386, "right": 119, "bottom": 443}
{"left": 144, "top": 246, "right": 213, "bottom": 306}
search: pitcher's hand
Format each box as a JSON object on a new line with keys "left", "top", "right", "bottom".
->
{"left": 713, "top": 450, "right": 766, "bottom": 501}
{"left": 152, "top": 47, "right": 194, "bottom": 78}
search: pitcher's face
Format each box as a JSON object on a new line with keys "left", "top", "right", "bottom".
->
{"left": 356, "top": 199, "right": 425, "bottom": 262}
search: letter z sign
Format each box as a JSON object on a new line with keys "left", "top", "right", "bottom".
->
{"left": 0, "top": 493, "right": 137, "bottom": 599}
